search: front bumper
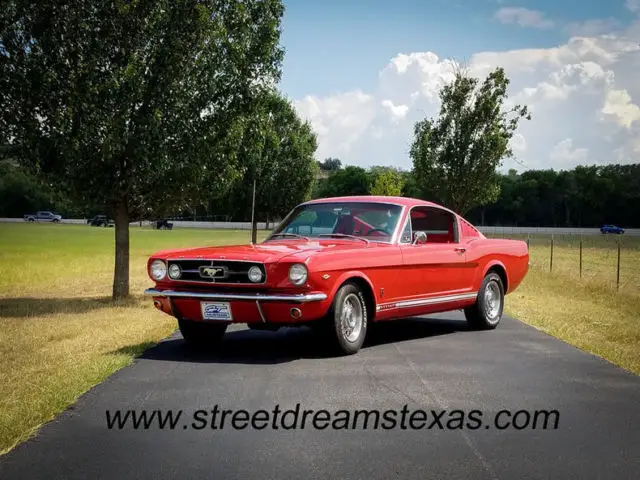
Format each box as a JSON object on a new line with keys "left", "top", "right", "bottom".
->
{"left": 144, "top": 288, "right": 330, "bottom": 324}
{"left": 144, "top": 288, "right": 327, "bottom": 303}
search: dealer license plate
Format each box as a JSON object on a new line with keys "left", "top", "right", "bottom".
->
{"left": 200, "top": 302, "right": 233, "bottom": 321}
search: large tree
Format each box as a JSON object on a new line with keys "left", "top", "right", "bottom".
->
{"left": 218, "top": 89, "right": 319, "bottom": 231}
{"left": 0, "top": 0, "right": 285, "bottom": 298}
{"left": 409, "top": 66, "right": 530, "bottom": 215}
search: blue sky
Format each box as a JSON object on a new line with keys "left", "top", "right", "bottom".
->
{"left": 277, "top": 1, "right": 640, "bottom": 171}
{"left": 279, "top": 0, "right": 635, "bottom": 99}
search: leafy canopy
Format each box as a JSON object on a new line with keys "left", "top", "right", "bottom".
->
{"left": 218, "top": 89, "right": 319, "bottom": 222}
{"left": 409, "top": 66, "right": 530, "bottom": 215}
{"left": 0, "top": 0, "right": 287, "bottom": 298}
{"left": 369, "top": 167, "right": 405, "bottom": 196}
{"left": 0, "top": 0, "right": 285, "bottom": 218}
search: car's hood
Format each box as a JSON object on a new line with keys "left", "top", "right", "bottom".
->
{"left": 154, "top": 239, "right": 378, "bottom": 264}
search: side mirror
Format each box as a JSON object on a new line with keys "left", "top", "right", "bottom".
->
{"left": 413, "top": 231, "right": 427, "bottom": 245}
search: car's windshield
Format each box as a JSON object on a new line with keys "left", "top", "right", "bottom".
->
{"left": 267, "top": 202, "right": 403, "bottom": 243}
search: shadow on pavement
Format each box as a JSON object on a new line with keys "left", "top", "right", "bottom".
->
{"left": 113, "top": 316, "right": 471, "bottom": 365}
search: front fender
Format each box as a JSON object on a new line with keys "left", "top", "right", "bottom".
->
{"left": 325, "top": 270, "right": 377, "bottom": 306}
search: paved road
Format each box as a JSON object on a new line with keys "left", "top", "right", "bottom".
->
{"left": 1, "top": 313, "right": 639, "bottom": 479}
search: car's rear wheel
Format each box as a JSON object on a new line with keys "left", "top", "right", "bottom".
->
{"left": 464, "top": 272, "right": 504, "bottom": 330}
{"left": 323, "top": 282, "right": 368, "bottom": 355}
{"left": 177, "top": 318, "right": 227, "bottom": 348}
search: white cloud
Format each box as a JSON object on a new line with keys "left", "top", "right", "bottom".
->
{"left": 292, "top": 19, "right": 640, "bottom": 172}
{"left": 494, "top": 7, "right": 555, "bottom": 29}
{"left": 601, "top": 89, "right": 640, "bottom": 128}
{"left": 627, "top": 0, "right": 640, "bottom": 13}
{"left": 550, "top": 139, "right": 589, "bottom": 169}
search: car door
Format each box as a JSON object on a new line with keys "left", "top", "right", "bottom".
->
{"left": 398, "top": 206, "right": 474, "bottom": 300}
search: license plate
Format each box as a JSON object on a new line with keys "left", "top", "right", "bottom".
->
{"left": 200, "top": 302, "right": 233, "bottom": 321}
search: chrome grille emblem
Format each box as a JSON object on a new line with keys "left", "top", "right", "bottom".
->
{"left": 199, "top": 266, "right": 228, "bottom": 279}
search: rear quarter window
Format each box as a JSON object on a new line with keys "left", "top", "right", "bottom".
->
{"left": 459, "top": 218, "right": 480, "bottom": 237}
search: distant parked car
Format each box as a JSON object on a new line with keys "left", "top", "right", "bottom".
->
{"left": 600, "top": 224, "right": 624, "bottom": 234}
{"left": 87, "top": 215, "right": 114, "bottom": 227}
{"left": 23, "top": 211, "right": 62, "bottom": 223}
{"left": 155, "top": 219, "right": 173, "bottom": 230}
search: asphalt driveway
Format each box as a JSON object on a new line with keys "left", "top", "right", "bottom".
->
{"left": 1, "top": 312, "right": 639, "bottom": 479}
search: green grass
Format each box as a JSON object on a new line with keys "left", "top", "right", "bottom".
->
{"left": 0, "top": 223, "right": 638, "bottom": 455}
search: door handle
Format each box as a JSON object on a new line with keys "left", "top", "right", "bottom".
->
{"left": 454, "top": 247, "right": 466, "bottom": 253}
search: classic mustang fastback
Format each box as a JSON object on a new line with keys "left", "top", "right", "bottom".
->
{"left": 145, "top": 196, "right": 529, "bottom": 355}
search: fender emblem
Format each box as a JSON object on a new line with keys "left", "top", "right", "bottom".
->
{"left": 322, "top": 274, "right": 330, "bottom": 280}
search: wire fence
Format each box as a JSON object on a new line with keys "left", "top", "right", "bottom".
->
{"left": 486, "top": 233, "right": 640, "bottom": 294}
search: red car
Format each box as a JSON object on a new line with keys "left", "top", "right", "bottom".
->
{"left": 145, "top": 196, "right": 529, "bottom": 355}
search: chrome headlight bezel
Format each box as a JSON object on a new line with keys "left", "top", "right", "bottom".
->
{"left": 150, "top": 259, "right": 167, "bottom": 281}
{"left": 248, "top": 265, "right": 263, "bottom": 283}
{"left": 168, "top": 263, "right": 181, "bottom": 280}
{"left": 288, "top": 263, "right": 308, "bottom": 286}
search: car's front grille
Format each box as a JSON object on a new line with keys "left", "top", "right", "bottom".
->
{"left": 167, "top": 259, "right": 267, "bottom": 284}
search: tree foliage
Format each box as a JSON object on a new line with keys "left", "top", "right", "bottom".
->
{"left": 466, "top": 164, "right": 640, "bottom": 227}
{"left": 409, "top": 66, "right": 531, "bottom": 215}
{"left": 0, "top": 0, "right": 286, "bottom": 297}
{"left": 318, "top": 157, "right": 342, "bottom": 172}
{"left": 216, "top": 89, "right": 318, "bottom": 225}
{"left": 369, "top": 167, "right": 404, "bottom": 196}
{"left": 314, "top": 165, "right": 371, "bottom": 198}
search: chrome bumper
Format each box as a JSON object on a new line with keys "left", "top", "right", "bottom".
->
{"left": 144, "top": 288, "right": 328, "bottom": 303}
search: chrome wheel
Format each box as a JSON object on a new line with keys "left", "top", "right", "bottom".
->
{"left": 484, "top": 280, "right": 502, "bottom": 322}
{"left": 340, "top": 293, "right": 364, "bottom": 343}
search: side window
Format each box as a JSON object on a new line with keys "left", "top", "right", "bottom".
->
{"left": 410, "top": 207, "right": 457, "bottom": 243}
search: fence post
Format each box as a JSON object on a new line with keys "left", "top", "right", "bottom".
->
{"left": 579, "top": 235, "right": 583, "bottom": 279}
{"left": 616, "top": 238, "right": 621, "bottom": 291}
{"left": 550, "top": 234, "right": 554, "bottom": 272}
{"left": 526, "top": 234, "right": 530, "bottom": 250}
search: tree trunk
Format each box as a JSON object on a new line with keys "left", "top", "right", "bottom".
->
{"left": 112, "top": 200, "right": 130, "bottom": 299}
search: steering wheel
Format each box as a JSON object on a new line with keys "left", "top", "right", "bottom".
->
{"left": 365, "top": 228, "right": 390, "bottom": 236}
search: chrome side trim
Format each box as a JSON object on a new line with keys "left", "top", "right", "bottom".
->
{"left": 145, "top": 288, "right": 327, "bottom": 303}
{"left": 376, "top": 292, "right": 478, "bottom": 312}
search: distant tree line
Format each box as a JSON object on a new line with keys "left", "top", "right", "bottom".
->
{"left": 304, "top": 161, "right": 640, "bottom": 228}
{"left": 3, "top": 155, "right": 639, "bottom": 228}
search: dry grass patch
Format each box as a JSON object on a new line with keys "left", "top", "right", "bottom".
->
{"left": 501, "top": 234, "right": 640, "bottom": 375}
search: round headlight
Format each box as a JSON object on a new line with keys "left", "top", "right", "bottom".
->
{"left": 168, "top": 263, "right": 181, "bottom": 279}
{"left": 150, "top": 259, "right": 167, "bottom": 281}
{"left": 248, "top": 265, "right": 263, "bottom": 283}
{"left": 288, "top": 263, "right": 308, "bottom": 286}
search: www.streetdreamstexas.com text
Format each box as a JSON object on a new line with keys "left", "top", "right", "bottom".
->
{"left": 105, "top": 404, "right": 560, "bottom": 431}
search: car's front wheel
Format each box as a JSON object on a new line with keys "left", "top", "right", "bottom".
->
{"left": 177, "top": 318, "right": 227, "bottom": 348}
{"left": 464, "top": 272, "right": 504, "bottom": 330}
{"left": 324, "top": 282, "right": 368, "bottom": 355}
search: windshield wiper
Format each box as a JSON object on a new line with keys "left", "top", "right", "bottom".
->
{"left": 267, "top": 233, "right": 310, "bottom": 241}
{"left": 317, "top": 233, "right": 369, "bottom": 244}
